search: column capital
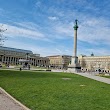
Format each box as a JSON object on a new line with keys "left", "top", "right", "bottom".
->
{"left": 73, "top": 19, "right": 78, "bottom": 30}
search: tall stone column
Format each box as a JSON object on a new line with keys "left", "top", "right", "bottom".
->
{"left": 1, "top": 55, "right": 3, "bottom": 62}
{"left": 73, "top": 19, "right": 78, "bottom": 57}
{"left": 26, "top": 53, "right": 29, "bottom": 60}
{"left": 68, "top": 19, "right": 81, "bottom": 72}
{"left": 74, "top": 27, "right": 77, "bottom": 57}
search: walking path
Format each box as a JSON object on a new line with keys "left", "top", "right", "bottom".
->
{"left": 74, "top": 72, "right": 110, "bottom": 84}
{"left": 0, "top": 87, "right": 30, "bottom": 110}
{"left": 52, "top": 69, "right": 110, "bottom": 84}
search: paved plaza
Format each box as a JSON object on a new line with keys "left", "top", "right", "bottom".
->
{"left": 0, "top": 87, "right": 30, "bottom": 110}
{"left": 74, "top": 72, "right": 110, "bottom": 84}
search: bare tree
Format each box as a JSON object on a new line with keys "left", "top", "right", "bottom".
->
{"left": 0, "top": 25, "right": 7, "bottom": 46}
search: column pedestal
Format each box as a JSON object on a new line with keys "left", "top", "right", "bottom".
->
{"left": 68, "top": 56, "right": 81, "bottom": 73}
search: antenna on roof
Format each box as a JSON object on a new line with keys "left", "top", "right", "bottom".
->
{"left": 0, "top": 24, "right": 7, "bottom": 46}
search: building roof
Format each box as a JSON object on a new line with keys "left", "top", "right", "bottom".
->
{"left": 47, "top": 55, "right": 72, "bottom": 57}
{"left": 0, "top": 46, "right": 33, "bottom": 54}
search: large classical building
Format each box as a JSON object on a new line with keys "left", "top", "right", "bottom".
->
{"left": 78, "top": 54, "right": 110, "bottom": 72}
{"left": 2, "top": 46, "right": 110, "bottom": 72}
{"left": 0, "top": 46, "right": 49, "bottom": 67}
{"left": 47, "top": 55, "right": 71, "bottom": 69}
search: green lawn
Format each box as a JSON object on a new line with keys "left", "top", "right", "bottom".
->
{"left": 101, "top": 75, "right": 110, "bottom": 78}
{"left": 0, "top": 70, "right": 110, "bottom": 110}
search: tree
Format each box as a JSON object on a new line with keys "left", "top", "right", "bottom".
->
{"left": 0, "top": 25, "right": 7, "bottom": 46}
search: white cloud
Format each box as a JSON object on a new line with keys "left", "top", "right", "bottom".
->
{"left": 55, "top": 48, "right": 63, "bottom": 54}
{"left": 48, "top": 16, "right": 58, "bottom": 21}
{"left": 1, "top": 0, "right": 110, "bottom": 57}
{"left": 51, "top": 16, "right": 110, "bottom": 45}
{"left": 4, "top": 39, "right": 71, "bottom": 57}
{"left": 35, "top": 1, "right": 42, "bottom": 8}
{"left": 78, "top": 48, "right": 110, "bottom": 56}
{"left": 48, "top": 15, "right": 110, "bottom": 56}
{"left": 14, "top": 22, "right": 40, "bottom": 31}
{"left": 55, "top": 25, "right": 73, "bottom": 37}
{"left": 78, "top": 18, "right": 110, "bottom": 44}
{"left": 0, "top": 23, "right": 53, "bottom": 42}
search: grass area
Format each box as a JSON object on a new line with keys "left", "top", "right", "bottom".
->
{"left": 96, "top": 74, "right": 110, "bottom": 78}
{"left": 101, "top": 75, "right": 110, "bottom": 78}
{"left": 0, "top": 70, "right": 110, "bottom": 110}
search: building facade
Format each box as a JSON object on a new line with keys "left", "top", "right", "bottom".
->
{"left": 47, "top": 55, "right": 71, "bottom": 69}
{"left": 78, "top": 54, "right": 110, "bottom": 72}
{"left": 0, "top": 46, "right": 49, "bottom": 67}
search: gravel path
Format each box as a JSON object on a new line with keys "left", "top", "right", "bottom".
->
{"left": 74, "top": 72, "right": 110, "bottom": 84}
{"left": 0, "top": 87, "right": 30, "bottom": 110}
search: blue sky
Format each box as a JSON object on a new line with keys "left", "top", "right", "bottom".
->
{"left": 0, "top": 0, "right": 110, "bottom": 56}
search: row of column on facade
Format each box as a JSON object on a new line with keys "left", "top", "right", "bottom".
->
{"left": 0, "top": 56, "right": 49, "bottom": 67}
